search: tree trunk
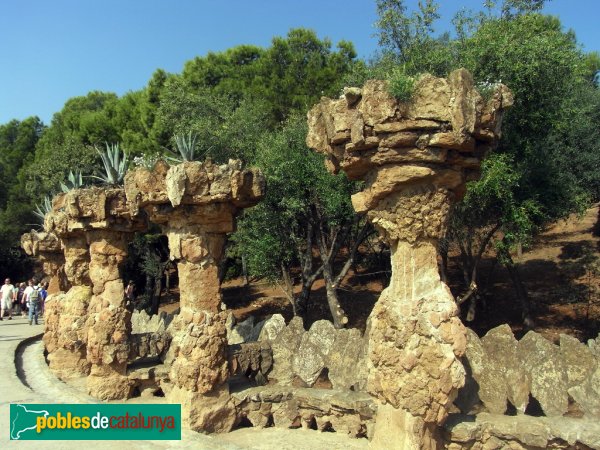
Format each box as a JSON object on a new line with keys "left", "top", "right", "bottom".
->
{"left": 454, "top": 223, "right": 501, "bottom": 321}
{"left": 150, "top": 276, "right": 162, "bottom": 315}
{"left": 500, "top": 247, "right": 534, "bottom": 327}
{"left": 241, "top": 254, "right": 249, "bottom": 286}
{"left": 322, "top": 264, "right": 348, "bottom": 329}
{"left": 314, "top": 212, "right": 371, "bottom": 328}
{"left": 146, "top": 273, "right": 154, "bottom": 312}
{"left": 296, "top": 267, "right": 323, "bottom": 314}
{"left": 164, "top": 264, "right": 171, "bottom": 294}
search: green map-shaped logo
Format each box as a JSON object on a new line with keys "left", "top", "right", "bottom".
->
{"left": 10, "top": 404, "right": 49, "bottom": 440}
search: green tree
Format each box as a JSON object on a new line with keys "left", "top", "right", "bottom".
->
{"left": 155, "top": 75, "right": 272, "bottom": 163}
{"left": 235, "top": 116, "right": 370, "bottom": 328}
{"left": 455, "top": 13, "right": 596, "bottom": 323}
{"left": 183, "top": 45, "right": 264, "bottom": 101}
{"left": 373, "top": 2, "right": 598, "bottom": 324}
{"left": 254, "top": 28, "right": 357, "bottom": 122}
{"left": 181, "top": 29, "right": 358, "bottom": 124}
{"left": 0, "top": 117, "right": 44, "bottom": 279}
{"left": 375, "top": 0, "right": 454, "bottom": 76}
{"left": 0, "top": 117, "right": 44, "bottom": 208}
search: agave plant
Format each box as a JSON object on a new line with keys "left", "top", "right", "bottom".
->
{"left": 33, "top": 195, "right": 53, "bottom": 224}
{"left": 167, "top": 132, "right": 204, "bottom": 163}
{"left": 60, "top": 170, "right": 85, "bottom": 192}
{"left": 93, "top": 143, "right": 129, "bottom": 185}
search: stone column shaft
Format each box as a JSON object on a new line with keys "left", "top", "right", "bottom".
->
{"left": 85, "top": 230, "right": 133, "bottom": 400}
{"left": 306, "top": 69, "right": 513, "bottom": 448}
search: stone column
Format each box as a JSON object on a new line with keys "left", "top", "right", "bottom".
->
{"left": 30, "top": 188, "right": 142, "bottom": 400}
{"left": 33, "top": 208, "right": 93, "bottom": 380}
{"left": 306, "top": 69, "right": 513, "bottom": 448}
{"left": 164, "top": 225, "right": 226, "bottom": 313}
{"left": 161, "top": 219, "right": 232, "bottom": 432}
{"left": 42, "top": 285, "right": 92, "bottom": 380}
{"left": 20, "top": 231, "right": 67, "bottom": 292}
{"left": 62, "top": 234, "right": 91, "bottom": 287}
{"left": 125, "top": 160, "right": 265, "bottom": 432}
{"left": 84, "top": 229, "right": 133, "bottom": 400}
{"left": 364, "top": 188, "right": 467, "bottom": 449}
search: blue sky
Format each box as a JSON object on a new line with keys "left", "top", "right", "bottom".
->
{"left": 1, "top": 0, "right": 598, "bottom": 124}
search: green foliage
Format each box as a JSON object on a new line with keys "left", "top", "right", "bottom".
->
{"left": 375, "top": 0, "right": 454, "bottom": 76}
{"left": 22, "top": 134, "right": 97, "bottom": 200}
{"left": 235, "top": 115, "right": 356, "bottom": 280}
{"left": 154, "top": 77, "right": 234, "bottom": 161}
{"left": 455, "top": 154, "right": 541, "bottom": 248}
{"left": 0, "top": 117, "right": 44, "bottom": 279}
{"left": 546, "top": 82, "right": 600, "bottom": 202}
{"left": 60, "top": 170, "right": 84, "bottom": 193}
{"left": 183, "top": 45, "right": 264, "bottom": 101}
{"left": 484, "top": 0, "right": 549, "bottom": 18}
{"left": 93, "top": 143, "right": 129, "bottom": 185}
{"left": 155, "top": 76, "right": 272, "bottom": 164}
{"left": 460, "top": 13, "right": 592, "bottom": 223}
{"left": 387, "top": 67, "right": 416, "bottom": 101}
{"left": 0, "top": 117, "right": 43, "bottom": 207}
{"left": 182, "top": 28, "right": 358, "bottom": 123}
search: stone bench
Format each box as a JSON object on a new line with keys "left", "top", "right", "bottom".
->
{"left": 444, "top": 413, "right": 600, "bottom": 449}
{"left": 231, "top": 385, "right": 377, "bottom": 438}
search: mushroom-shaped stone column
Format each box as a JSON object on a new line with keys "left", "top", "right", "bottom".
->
{"left": 307, "top": 69, "right": 513, "bottom": 449}
{"left": 21, "top": 229, "right": 67, "bottom": 291}
{"left": 125, "top": 159, "right": 264, "bottom": 432}
{"left": 21, "top": 226, "right": 91, "bottom": 381}
{"left": 36, "top": 193, "right": 93, "bottom": 381}
{"left": 43, "top": 187, "right": 146, "bottom": 399}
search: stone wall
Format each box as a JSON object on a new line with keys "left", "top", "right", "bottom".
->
{"left": 445, "top": 326, "right": 600, "bottom": 449}
{"left": 457, "top": 325, "right": 600, "bottom": 418}
{"left": 227, "top": 314, "right": 368, "bottom": 390}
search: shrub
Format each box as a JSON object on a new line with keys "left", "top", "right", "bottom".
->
{"left": 388, "top": 67, "right": 416, "bottom": 102}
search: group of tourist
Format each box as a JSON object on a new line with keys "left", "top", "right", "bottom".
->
{"left": 0, "top": 277, "right": 48, "bottom": 325}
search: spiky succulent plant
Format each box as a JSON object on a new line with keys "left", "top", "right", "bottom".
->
{"left": 167, "top": 132, "right": 205, "bottom": 163}
{"left": 93, "top": 143, "right": 129, "bottom": 185}
{"left": 33, "top": 195, "right": 53, "bottom": 223}
{"left": 60, "top": 169, "right": 85, "bottom": 192}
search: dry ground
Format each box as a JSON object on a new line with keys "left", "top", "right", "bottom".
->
{"left": 159, "top": 205, "right": 600, "bottom": 343}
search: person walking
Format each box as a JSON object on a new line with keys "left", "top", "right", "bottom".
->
{"left": 28, "top": 281, "right": 42, "bottom": 325}
{"left": 39, "top": 281, "right": 48, "bottom": 316}
{"left": 14, "top": 282, "right": 26, "bottom": 316}
{"left": 0, "top": 278, "right": 16, "bottom": 320}
{"left": 23, "top": 279, "right": 34, "bottom": 317}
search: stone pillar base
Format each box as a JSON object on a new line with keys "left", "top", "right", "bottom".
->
{"left": 87, "top": 364, "right": 132, "bottom": 400}
{"left": 43, "top": 286, "right": 92, "bottom": 380}
{"left": 166, "top": 385, "right": 237, "bottom": 433}
{"left": 370, "top": 404, "right": 440, "bottom": 450}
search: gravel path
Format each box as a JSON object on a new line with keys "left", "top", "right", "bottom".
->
{"left": 1, "top": 317, "right": 369, "bottom": 450}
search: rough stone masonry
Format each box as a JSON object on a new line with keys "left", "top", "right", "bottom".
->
{"left": 21, "top": 159, "right": 264, "bottom": 417}
{"left": 306, "top": 68, "right": 513, "bottom": 449}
